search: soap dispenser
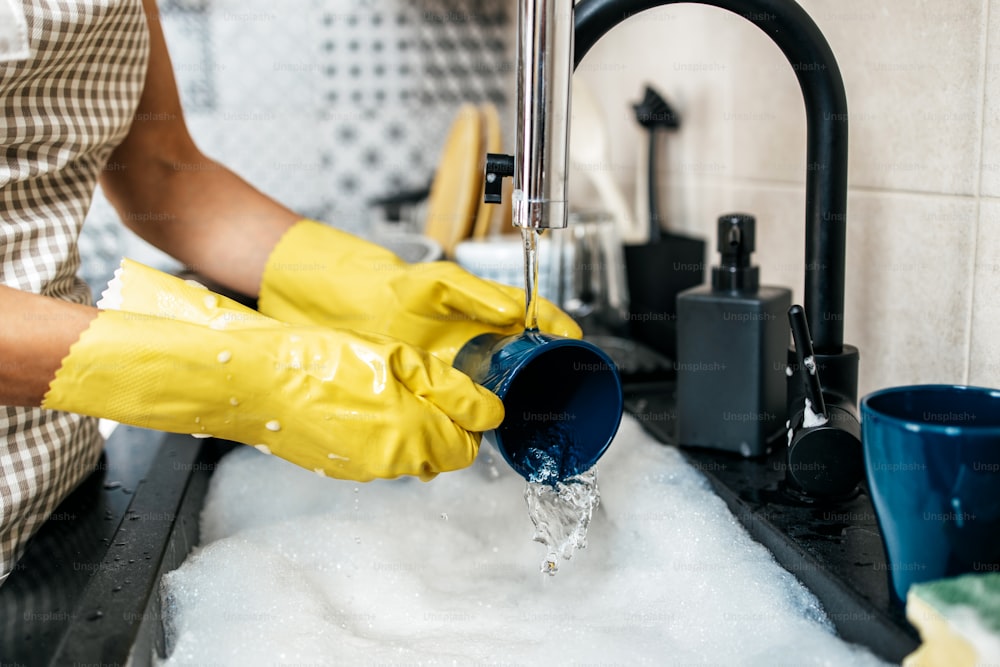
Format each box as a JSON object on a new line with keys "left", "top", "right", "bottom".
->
{"left": 676, "top": 213, "right": 791, "bottom": 457}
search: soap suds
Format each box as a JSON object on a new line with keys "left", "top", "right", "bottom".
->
{"left": 803, "top": 398, "right": 829, "bottom": 428}
{"left": 161, "top": 417, "right": 890, "bottom": 666}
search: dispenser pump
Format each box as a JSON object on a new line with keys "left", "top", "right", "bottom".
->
{"left": 676, "top": 211, "right": 792, "bottom": 457}
{"left": 712, "top": 213, "right": 760, "bottom": 292}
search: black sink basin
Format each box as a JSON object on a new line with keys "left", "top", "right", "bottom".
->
{"left": 1, "top": 392, "right": 920, "bottom": 665}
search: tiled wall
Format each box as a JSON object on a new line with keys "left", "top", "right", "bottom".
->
{"left": 80, "top": 0, "right": 516, "bottom": 293}
{"left": 571, "top": 0, "right": 998, "bottom": 398}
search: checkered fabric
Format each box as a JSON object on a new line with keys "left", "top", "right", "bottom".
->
{"left": 0, "top": 0, "right": 149, "bottom": 586}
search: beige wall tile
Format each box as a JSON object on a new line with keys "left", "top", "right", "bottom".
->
{"left": 621, "top": 182, "right": 981, "bottom": 399}
{"left": 843, "top": 191, "right": 977, "bottom": 398}
{"left": 981, "top": 0, "right": 1000, "bottom": 197}
{"left": 723, "top": 183, "right": 808, "bottom": 309}
{"left": 728, "top": 0, "right": 987, "bottom": 195}
{"left": 969, "top": 198, "right": 1000, "bottom": 385}
{"left": 574, "top": 5, "right": 741, "bottom": 219}
{"left": 567, "top": 0, "right": 991, "bottom": 399}
{"left": 576, "top": 0, "right": 988, "bottom": 199}
{"left": 631, "top": 181, "right": 980, "bottom": 398}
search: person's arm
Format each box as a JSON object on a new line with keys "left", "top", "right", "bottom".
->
{"left": 99, "top": 0, "right": 301, "bottom": 298}
{"left": 0, "top": 286, "right": 97, "bottom": 406}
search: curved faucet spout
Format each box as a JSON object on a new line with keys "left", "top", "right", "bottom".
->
{"left": 575, "top": 0, "right": 848, "bottom": 354}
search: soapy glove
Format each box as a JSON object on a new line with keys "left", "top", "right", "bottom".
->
{"left": 42, "top": 262, "right": 504, "bottom": 482}
{"left": 257, "top": 220, "right": 582, "bottom": 363}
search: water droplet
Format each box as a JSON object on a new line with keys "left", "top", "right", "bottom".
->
{"left": 217, "top": 350, "right": 232, "bottom": 364}
{"left": 265, "top": 420, "right": 281, "bottom": 432}
{"left": 194, "top": 416, "right": 201, "bottom": 424}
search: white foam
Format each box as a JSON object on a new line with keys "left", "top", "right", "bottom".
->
{"left": 160, "top": 417, "right": 891, "bottom": 666}
{"left": 803, "top": 398, "right": 830, "bottom": 428}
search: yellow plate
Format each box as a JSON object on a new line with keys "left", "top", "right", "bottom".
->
{"left": 472, "top": 103, "right": 503, "bottom": 240}
{"left": 423, "top": 104, "right": 483, "bottom": 258}
{"left": 500, "top": 177, "right": 515, "bottom": 234}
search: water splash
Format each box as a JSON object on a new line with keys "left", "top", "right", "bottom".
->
{"left": 525, "top": 467, "right": 600, "bottom": 576}
{"left": 512, "top": 422, "right": 583, "bottom": 485}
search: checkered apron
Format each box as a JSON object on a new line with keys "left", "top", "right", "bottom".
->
{"left": 0, "top": 0, "right": 149, "bottom": 585}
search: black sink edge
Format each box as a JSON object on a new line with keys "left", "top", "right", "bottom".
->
{"left": 48, "top": 433, "right": 227, "bottom": 666}
{"left": 689, "top": 459, "right": 919, "bottom": 664}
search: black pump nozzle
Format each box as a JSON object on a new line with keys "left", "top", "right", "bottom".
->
{"left": 712, "top": 213, "right": 759, "bottom": 292}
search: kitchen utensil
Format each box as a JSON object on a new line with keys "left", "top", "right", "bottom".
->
{"left": 569, "top": 78, "right": 642, "bottom": 243}
{"left": 423, "top": 104, "right": 483, "bottom": 257}
{"left": 453, "top": 329, "right": 623, "bottom": 483}
{"left": 860, "top": 384, "right": 1000, "bottom": 604}
{"left": 622, "top": 84, "right": 705, "bottom": 359}
{"left": 632, "top": 84, "right": 680, "bottom": 243}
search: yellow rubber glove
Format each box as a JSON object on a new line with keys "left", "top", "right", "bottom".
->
{"left": 257, "top": 220, "right": 582, "bottom": 363}
{"left": 42, "top": 267, "right": 503, "bottom": 482}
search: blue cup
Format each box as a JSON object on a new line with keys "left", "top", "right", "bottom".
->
{"left": 454, "top": 331, "right": 624, "bottom": 484}
{"left": 860, "top": 384, "right": 1000, "bottom": 603}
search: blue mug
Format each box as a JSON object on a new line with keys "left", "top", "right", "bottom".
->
{"left": 454, "top": 331, "right": 624, "bottom": 484}
{"left": 860, "top": 384, "right": 1000, "bottom": 603}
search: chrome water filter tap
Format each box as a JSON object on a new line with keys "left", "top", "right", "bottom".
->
{"left": 484, "top": 0, "right": 574, "bottom": 231}
{"left": 513, "top": 0, "right": 574, "bottom": 230}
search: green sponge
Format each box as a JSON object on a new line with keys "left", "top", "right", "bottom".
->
{"left": 904, "top": 573, "right": 1000, "bottom": 667}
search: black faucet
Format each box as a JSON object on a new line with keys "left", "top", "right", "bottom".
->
{"left": 574, "top": 0, "right": 863, "bottom": 499}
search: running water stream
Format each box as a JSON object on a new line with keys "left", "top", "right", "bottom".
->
{"left": 520, "top": 226, "right": 600, "bottom": 575}
{"left": 521, "top": 226, "right": 541, "bottom": 332}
